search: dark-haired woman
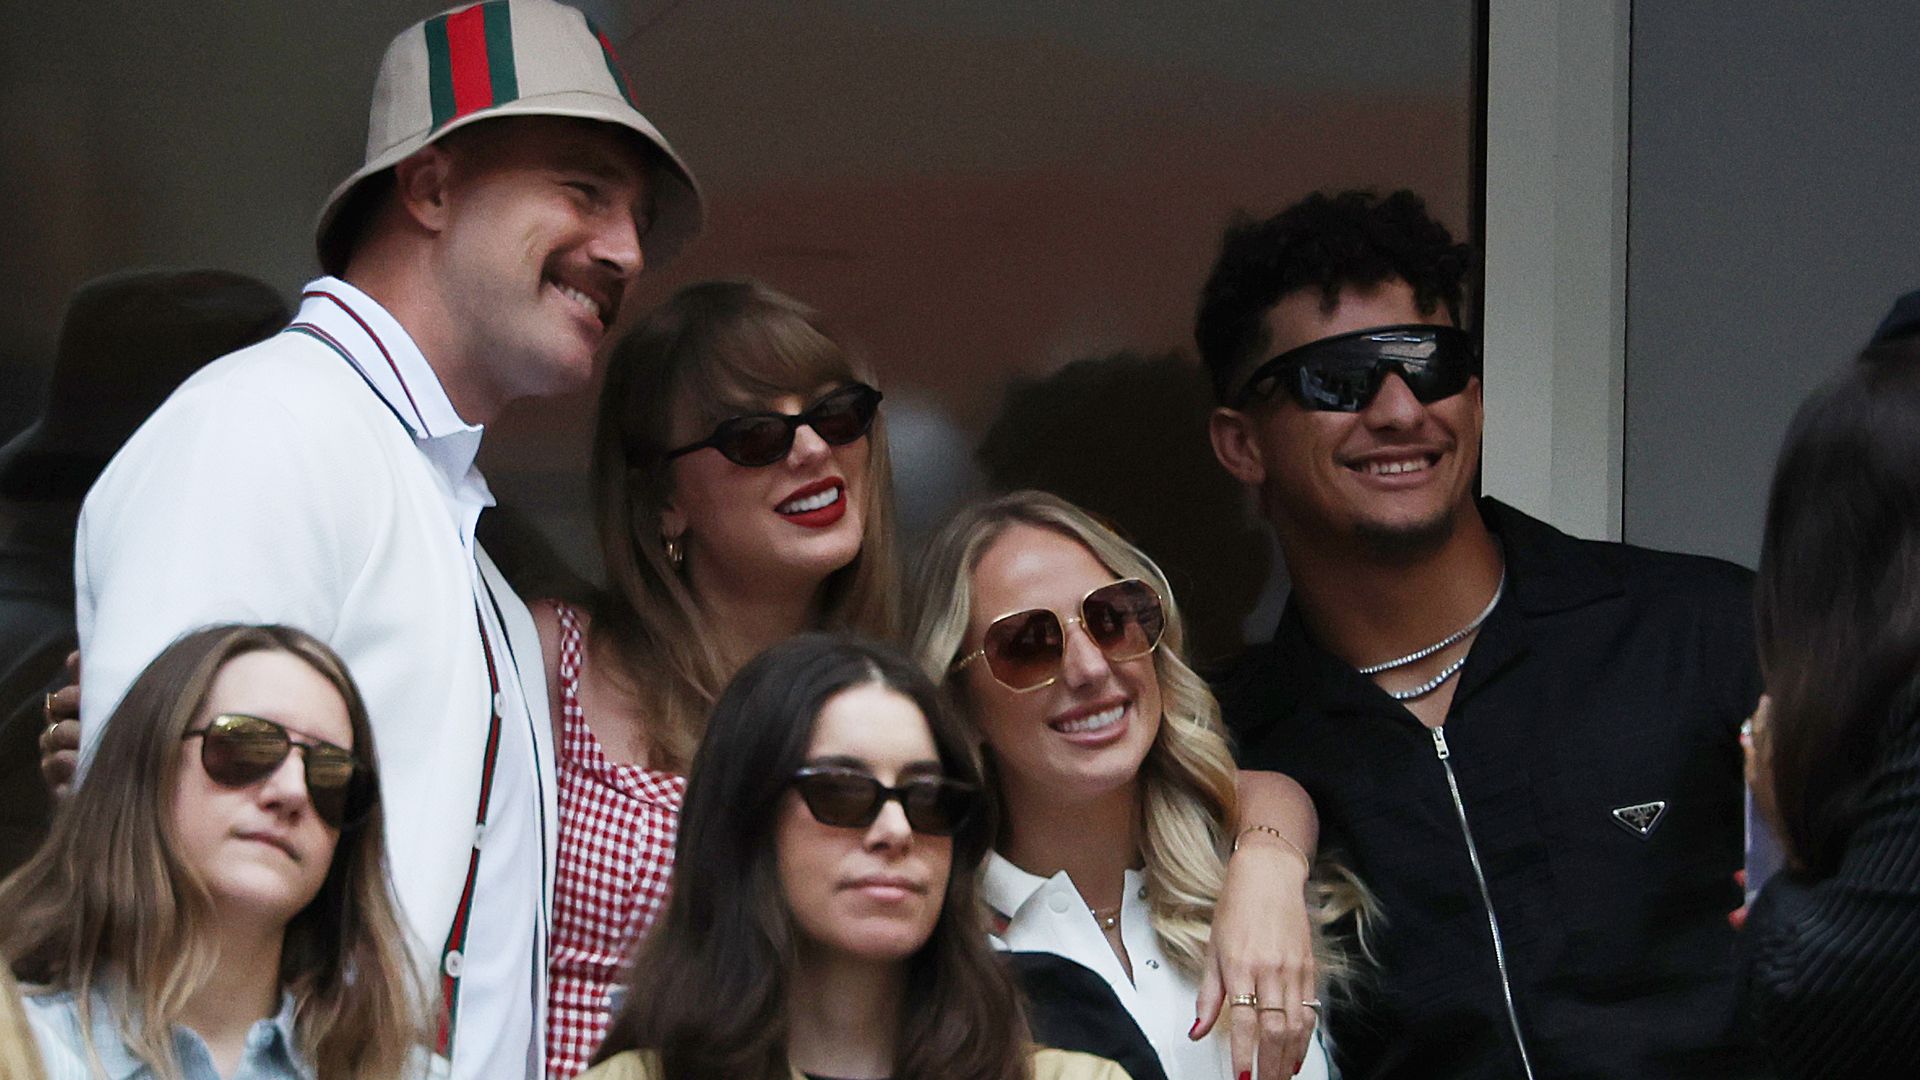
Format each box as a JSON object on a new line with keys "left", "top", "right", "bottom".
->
{"left": 1, "top": 624, "right": 422, "bottom": 1078}
{"left": 534, "top": 280, "right": 902, "bottom": 1076}
{"left": 584, "top": 633, "right": 1127, "bottom": 1080}
{"left": 1743, "top": 336, "right": 1920, "bottom": 1075}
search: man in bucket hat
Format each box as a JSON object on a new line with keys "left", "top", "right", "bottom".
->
{"left": 58, "top": 3, "right": 702, "bottom": 1075}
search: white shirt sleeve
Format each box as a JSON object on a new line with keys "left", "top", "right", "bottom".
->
{"left": 73, "top": 376, "right": 379, "bottom": 773}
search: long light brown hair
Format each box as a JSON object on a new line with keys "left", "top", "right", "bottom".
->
{"left": 0, "top": 624, "right": 424, "bottom": 1078}
{"left": 589, "top": 280, "right": 901, "bottom": 769}
{"left": 908, "top": 491, "right": 1372, "bottom": 984}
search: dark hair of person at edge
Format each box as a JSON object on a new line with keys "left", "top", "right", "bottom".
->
{"left": 1743, "top": 334, "right": 1920, "bottom": 1073}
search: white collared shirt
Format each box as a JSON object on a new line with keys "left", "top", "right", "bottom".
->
{"left": 76, "top": 277, "right": 555, "bottom": 1079}
{"left": 983, "top": 853, "right": 1331, "bottom": 1080}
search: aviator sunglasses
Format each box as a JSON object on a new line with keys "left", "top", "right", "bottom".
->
{"left": 951, "top": 578, "right": 1167, "bottom": 693}
{"left": 182, "top": 713, "right": 374, "bottom": 829}
{"left": 1230, "top": 324, "right": 1480, "bottom": 412}
{"left": 663, "top": 382, "right": 883, "bottom": 467}
{"left": 790, "top": 766, "right": 979, "bottom": 836}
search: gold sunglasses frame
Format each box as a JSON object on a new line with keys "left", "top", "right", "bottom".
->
{"left": 950, "top": 577, "right": 1165, "bottom": 693}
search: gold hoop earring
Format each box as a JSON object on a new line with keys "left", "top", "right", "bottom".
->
{"left": 663, "top": 536, "right": 684, "bottom": 570}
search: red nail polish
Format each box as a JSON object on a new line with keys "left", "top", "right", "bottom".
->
{"left": 1294, "top": 1059, "right": 1305, "bottom": 1075}
{"left": 1238, "top": 1072, "right": 1251, "bottom": 1080}
{"left": 1188, "top": 1018, "right": 1202, "bottom": 1039}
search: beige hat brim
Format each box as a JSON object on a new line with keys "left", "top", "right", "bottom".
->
{"left": 314, "top": 90, "right": 704, "bottom": 275}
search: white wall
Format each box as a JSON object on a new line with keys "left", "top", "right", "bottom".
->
{"left": 1481, "top": 0, "right": 1631, "bottom": 542}
{"left": 1624, "top": 2, "right": 1920, "bottom": 568}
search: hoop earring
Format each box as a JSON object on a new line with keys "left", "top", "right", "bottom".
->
{"left": 663, "top": 536, "right": 684, "bottom": 570}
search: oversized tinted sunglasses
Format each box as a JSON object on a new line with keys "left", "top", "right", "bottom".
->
{"left": 182, "top": 713, "right": 374, "bottom": 829}
{"left": 951, "top": 578, "right": 1166, "bottom": 693}
{"left": 663, "top": 383, "right": 882, "bottom": 467}
{"left": 1231, "top": 324, "right": 1479, "bottom": 412}
{"left": 790, "top": 766, "right": 979, "bottom": 836}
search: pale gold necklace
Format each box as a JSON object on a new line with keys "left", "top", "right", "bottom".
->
{"left": 1089, "top": 903, "right": 1122, "bottom": 931}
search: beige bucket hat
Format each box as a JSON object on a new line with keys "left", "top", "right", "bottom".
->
{"left": 315, "top": 0, "right": 703, "bottom": 275}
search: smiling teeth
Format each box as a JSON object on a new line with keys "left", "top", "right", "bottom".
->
{"left": 553, "top": 283, "right": 601, "bottom": 321}
{"left": 1052, "top": 704, "right": 1124, "bottom": 734}
{"left": 778, "top": 486, "right": 842, "bottom": 514}
{"left": 1363, "top": 458, "right": 1429, "bottom": 475}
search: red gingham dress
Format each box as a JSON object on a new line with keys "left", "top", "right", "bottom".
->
{"left": 544, "top": 603, "right": 686, "bottom": 1078}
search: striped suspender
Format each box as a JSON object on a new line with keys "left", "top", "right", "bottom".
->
{"left": 434, "top": 603, "right": 506, "bottom": 1058}
{"left": 285, "top": 310, "right": 532, "bottom": 1063}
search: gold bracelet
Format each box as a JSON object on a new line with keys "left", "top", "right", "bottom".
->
{"left": 1232, "top": 823, "right": 1311, "bottom": 871}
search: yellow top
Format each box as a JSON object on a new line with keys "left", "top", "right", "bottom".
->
{"left": 580, "top": 1046, "right": 1131, "bottom": 1080}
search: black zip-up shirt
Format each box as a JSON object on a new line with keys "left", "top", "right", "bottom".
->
{"left": 1217, "top": 500, "right": 1764, "bottom": 1079}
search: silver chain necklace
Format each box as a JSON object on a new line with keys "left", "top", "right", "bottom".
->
{"left": 1359, "top": 571, "right": 1506, "bottom": 701}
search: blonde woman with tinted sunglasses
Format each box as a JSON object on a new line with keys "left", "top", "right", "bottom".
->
{"left": 911, "top": 491, "right": 1370, "bottom": 1080}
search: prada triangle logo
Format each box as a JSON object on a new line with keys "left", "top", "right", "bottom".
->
{"left": 1611, "top": 800, "right": 1668, "bottom": 838}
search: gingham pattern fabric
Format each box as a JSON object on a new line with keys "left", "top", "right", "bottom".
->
{"left": 545, "top": 602, "right": 686, "bottom": 1078}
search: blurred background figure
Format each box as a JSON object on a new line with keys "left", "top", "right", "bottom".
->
{"left": 1870, "top": 288, "right": 1920, "bottom": 345}
{"left": 0, "top": 269, "right": 287, "bottom": 875}
{"left": 1744, "top": 332, "right": 1920, "bottom": 1075}
{"left": 975, "top": 352, "right": 1273, "bottom": 668}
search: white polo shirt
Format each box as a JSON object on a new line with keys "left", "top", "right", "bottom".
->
{"left": 984, "top": 853, "right": 1330, "bottom": 1080}
{"left": 75, "top": 277, "right": 555, "bottom": 1079}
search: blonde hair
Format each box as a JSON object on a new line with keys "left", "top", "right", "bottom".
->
{"left": 907, "top": 490, "right": 1238, "bottom": 971}
{"left": 0, "top": 624, "right": 426, "bottom": 1079}
{"left": 0, "top": 964, "right": 46, "bottom": 1080}
{"left": 589, "top": 281, "right": 901, "bottom": 769}
{"left": 908, "top": 491, "right": 1375, "bottom": 986}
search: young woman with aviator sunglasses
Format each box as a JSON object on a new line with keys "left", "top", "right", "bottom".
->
{"left": 910, "top": 492, "right": 1372, "bottom": 1080}
{"left": 583, "top": 632, "right": 1128, "bottom": 1080}
{"left": 532, "top": 281, "right": 902, "bottom": 1076}
{"left": 0, "top": 624, "right": 422, "bottom": 1079}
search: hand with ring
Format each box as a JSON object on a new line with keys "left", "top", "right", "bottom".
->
{"left": 37, "top": 650, "right": 82, "bottom": 799}
{"left": 1194, "top": 812, "right": 1319, "bottom": 1078}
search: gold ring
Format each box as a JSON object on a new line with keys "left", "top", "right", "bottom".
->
{"left": 1302, "top": 999, "right": 1323, "bottom": 1012}
{"left": 1228, "top": 993, "right": 1260, "bottom": 1008}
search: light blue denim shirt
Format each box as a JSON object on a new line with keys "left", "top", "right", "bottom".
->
{"left": 23, "top": 986, "right": 312, "bottom": 1080}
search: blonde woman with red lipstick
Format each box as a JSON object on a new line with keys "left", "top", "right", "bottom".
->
{"left": 911, "top": 492, "right": 1366, "bottom": 1080}
{"left": 534, "top": 281, "right": 901, "bottom": 1076}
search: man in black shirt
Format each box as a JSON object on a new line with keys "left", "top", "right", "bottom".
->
{"left": 1197, "top": 190, "right": 1760, "bottom": 1079}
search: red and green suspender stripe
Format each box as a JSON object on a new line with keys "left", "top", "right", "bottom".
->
{"left": 433, "top": 606, "right": 508, "bottom": 1058}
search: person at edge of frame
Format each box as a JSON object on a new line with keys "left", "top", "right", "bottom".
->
{"left": 39, "top": 2, "right": 703, "bottom": 1076}
{"left": 1198, "top": 189, "right": 1762, "bottom": 1079}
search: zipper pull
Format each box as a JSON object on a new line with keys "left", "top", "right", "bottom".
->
{"left": 1432, "top": 726, "right": 1451, "bottom": 760}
